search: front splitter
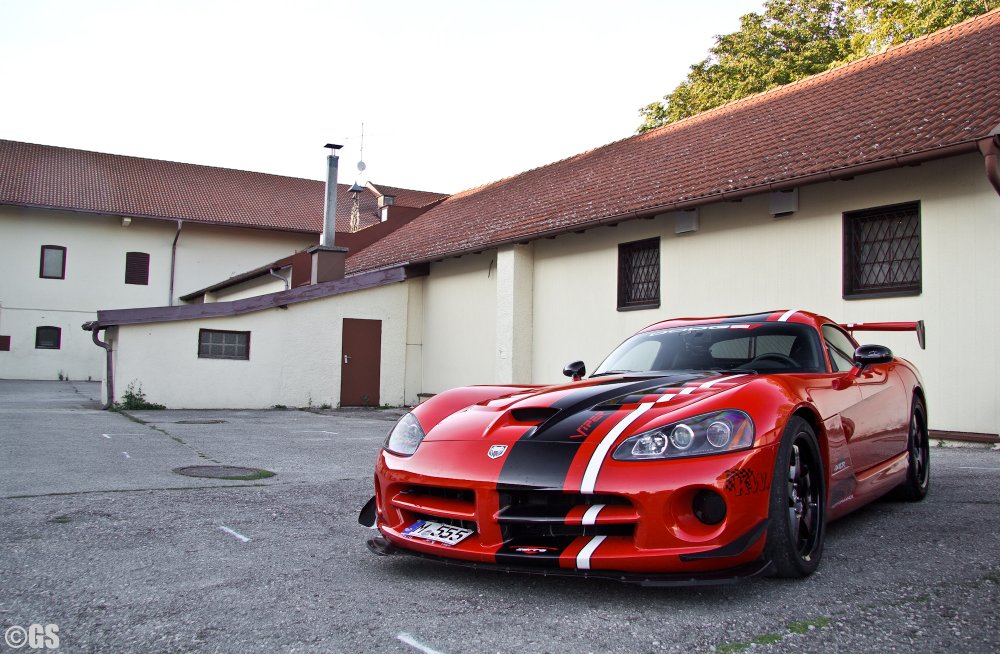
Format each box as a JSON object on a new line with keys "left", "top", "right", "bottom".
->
{"left": 366, "top": 535, "right": 772, "bottom": 587}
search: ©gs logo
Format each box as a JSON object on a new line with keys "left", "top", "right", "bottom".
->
{"left": 4, "top": 624, "right": 60, "bottom": 650}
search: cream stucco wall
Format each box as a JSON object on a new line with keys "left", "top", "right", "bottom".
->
{"left": 0, "top": 206, "right": 314, "bottom": 380}
{"left": 111, "top": 281, "right": 410, "bottom": 409}
{"left": 529, "top": 154, "right": 999, "bottom": 434}
{"left": 420, "top": 252, "right": 498, "bottom": 393}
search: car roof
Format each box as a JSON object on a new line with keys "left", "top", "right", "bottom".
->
{"left": 641, "top": 310, "right": 832, "bottom": 333}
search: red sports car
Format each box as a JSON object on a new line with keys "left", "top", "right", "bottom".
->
{"left": 360, "top": 310, "right": 929, "bottom": 585}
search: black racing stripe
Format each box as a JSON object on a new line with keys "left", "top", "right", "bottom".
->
{"left": 715, "top": 313, "right": 777, "bottom": 324}
{"left": 531, "top": 373, "right": 704, "bottom": 440}
{"left": 497, "top": 441, "right": 583, "bottom": 490}
{"left": 495, "top": 537, "right": 577, "bottom": 567}
{"left": 497, "top": 374, "right": 703, "bottom": 491}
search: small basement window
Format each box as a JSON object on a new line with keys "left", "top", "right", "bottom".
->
{"left": 125, "top": 252, "right": 151, "bottom": 285}
{"left": 843, "top": 201, "right": 921, "bottom": 299}
{"left": 0, "top": 335, "right": 11, "bottom": 351}
{"left": 198, "top": 329, "right": 250, "bottom": 360}
{"left": 40, "top": 245, "right": 66, "bottom": 279}
{"left": 617, "top": 237, "right": 660, "bottom": 311}
{"left": 35, "top": 326, "right": 61, "bottom": 349}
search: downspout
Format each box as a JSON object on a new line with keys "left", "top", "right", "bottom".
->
{"left": 83, "top": 322, "right": 114, "bottom": 410}
{"left": 978, "top": 129, "right": 1000, "bottom": 198}
{"left": 269, "top": 268, "right": 290, "bottom": 290}
{"left": 168, "top": 220, "right": 184, "bottom": 306}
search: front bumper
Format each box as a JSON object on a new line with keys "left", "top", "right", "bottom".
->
{"left": 371, "top": 440, "right": 779, "bottom": 576}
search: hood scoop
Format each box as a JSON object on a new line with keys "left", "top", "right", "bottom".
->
{"left": 510, "top": 407, "right": 560, "bottom": 424}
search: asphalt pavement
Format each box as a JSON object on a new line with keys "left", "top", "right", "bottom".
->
{"left": 1, "top": 380, "right": 998, "bottom": 653}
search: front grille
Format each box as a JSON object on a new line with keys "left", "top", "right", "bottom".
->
{"left": 497, "top": 491, "right": 636, "bottom": 541}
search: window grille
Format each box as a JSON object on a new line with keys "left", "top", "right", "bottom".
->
{"left": 618, "top": 238, "right": 660, "bottom": 310}
{"left": 843, "top": 202, "right": 920, "bottom": 298}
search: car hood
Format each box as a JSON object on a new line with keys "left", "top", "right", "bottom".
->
{"left": 421, "top": 372, "right": 754, "bottom": 444}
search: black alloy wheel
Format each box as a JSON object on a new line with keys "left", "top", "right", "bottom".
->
{"left": 892, "top": 397, "right": 930, "bottom": 501}
{"left": 765, "top": 416, "right": 826, "bottom": 578}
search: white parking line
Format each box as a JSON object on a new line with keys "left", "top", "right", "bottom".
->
{"left": 121, "top": 452, "right": 130, "bottom": 459}
{"left": 397, "top": 633, "right": 448, "bottom": 654}
{"left": 101, "top": 433, "right": 142, "bottom": 439}
{"left": 292, "top": 430, "right": 339, "bottom": 435}
{"left": 959, "top": 467, "right": 1000, "bottom": 471}
{"left": 218, "top": 525, "right": 250, "bottom": 542}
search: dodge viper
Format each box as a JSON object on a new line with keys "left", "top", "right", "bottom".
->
{"left": 359, "top": 310, "right": 929, "bottom": 585}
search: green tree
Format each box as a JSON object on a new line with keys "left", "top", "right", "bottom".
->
{"left": 638, "top": 0, "right": 999, "bottom": 133}
{"left": 846, "top": 0, "right": 999, "bottom": 54}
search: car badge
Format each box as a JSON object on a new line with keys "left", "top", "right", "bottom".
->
{"left": 488, "top": 445, "right": 508, "bottom": 459}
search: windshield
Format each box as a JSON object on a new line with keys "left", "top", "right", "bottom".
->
{"left": 593, "top": 322, "right": 826, "bottom": 375}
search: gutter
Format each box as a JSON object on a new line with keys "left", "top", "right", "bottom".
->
{"left": 82, "top": 322, "right": 114, "bottom": 410}
{"left": 978, "top": 126, "right": 1000, "bottom": 197}
{"left": 168, "top": 220, "right": 183, "bottom": 306}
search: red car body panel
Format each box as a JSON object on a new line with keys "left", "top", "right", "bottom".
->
{"left": 367, "top": 310, "right": 926, "bottom": 579}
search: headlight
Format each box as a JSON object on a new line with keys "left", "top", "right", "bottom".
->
{"left": 612, "top": 410, "right": 754, "bottom": 461}
{"left": 384, "top": 412, "right": 426, "bottom": 456}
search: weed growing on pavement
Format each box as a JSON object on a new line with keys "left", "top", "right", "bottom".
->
{"left": 113, "top": 380, "right": 166, "bottom": 410}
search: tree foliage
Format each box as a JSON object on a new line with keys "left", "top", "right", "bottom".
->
{"left": 638, "top": 0, "right": 999, "bottom": 133}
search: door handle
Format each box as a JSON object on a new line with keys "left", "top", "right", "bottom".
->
{"left": 344, "top": 355, "right": 352, "bottom": 364}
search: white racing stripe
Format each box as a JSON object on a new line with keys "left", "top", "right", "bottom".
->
{"left": 581, "top": 375, "right": 747, "bottom": 494}
{"left": 778, "top": 309, "right": 799, "bottom": 322}
{"left": 576, "top": 535, "right": 607, "bottom": 570}
{"left": 581, "top": 504, "right": 605, "bottom": 526}
{"left": 580, "top": 402, "right": 655, "bottom": 494}
{"left": 698, "top": 374, "right": 745, "bottom": 389}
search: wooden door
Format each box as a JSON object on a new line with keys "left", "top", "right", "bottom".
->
{"left": 340, "top": 318, "right": 382, "bottom": 407}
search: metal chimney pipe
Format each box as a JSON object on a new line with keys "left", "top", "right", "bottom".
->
{"left": 321, "top": 143, "right": 343, "bottom": 247}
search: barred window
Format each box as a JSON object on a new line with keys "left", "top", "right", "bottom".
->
{"left": 125, "top": 252, "right": 150, "bottom": 285}
{"left": 618, "top": 238, "right": 660, "bottom": 311}
{"left": 35, "top": 326, "right": 61, "bottom": 349}
{"left": 198, "top": 329, "right": 250, "bottom": 360}
{"left": 843, "top": 202, "right": 921, "bottom": 299}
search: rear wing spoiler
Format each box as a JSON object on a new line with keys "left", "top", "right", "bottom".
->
{"left": 840, "top": 321, "right": 926, "bottom": 350}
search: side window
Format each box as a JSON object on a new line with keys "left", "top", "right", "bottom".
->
{"left": 125, "top": 252, "right": 151, "bottom": 285}
{"left": 617, "top": 238, "right": 660, "bottom": 311}
{"left": 822, "top": 325, "right": 857, "bottom": 372}
{"left": 35, "top": 326, "right": 62, "bottom": 350}
{"left": 40, "top": 245, "right": 67, "bottom": 279}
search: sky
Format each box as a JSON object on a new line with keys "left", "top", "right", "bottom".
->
{"left": 0, "top": 0, "right": 764, "bottom": 194}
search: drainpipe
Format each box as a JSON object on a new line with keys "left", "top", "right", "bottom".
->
{"left": 979, "top": 130, "right": 1000, "bottom": 198}
{"left": 168, "top": 220, "right": 184, "bottom": 306}
{"left": 269, "top": 268, "right": 290, "bottom": 290}
{"left": 83, "top": 322, "right": 114, "bottom": 410}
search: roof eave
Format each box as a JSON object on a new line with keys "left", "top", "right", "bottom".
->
{"left": 365, "top": 139, "right": 981, "bottom": 271}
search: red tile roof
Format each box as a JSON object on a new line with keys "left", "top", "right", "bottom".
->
{"left": 347, "top": 9, "right": 1000, "bottom": 274}
{"left": 0, "top": 140, "right": 448, "bottom": 234}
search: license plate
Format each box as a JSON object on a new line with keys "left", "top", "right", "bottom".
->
{"left": 402, "top": 520, "right": 474, "bottom": 546}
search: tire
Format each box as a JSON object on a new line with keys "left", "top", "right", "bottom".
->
{"left": 764, "top": 416, "right": 826, "bottom": 578}
{"left": 891, "top": 397, "right": 930, "bottom": 502}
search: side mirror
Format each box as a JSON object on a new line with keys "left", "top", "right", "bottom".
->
{"left": 563, "top": 360, "right": 586, "bottom": 381}
{"left": 853, "top": 344, "right": 893, "bottom": 367}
